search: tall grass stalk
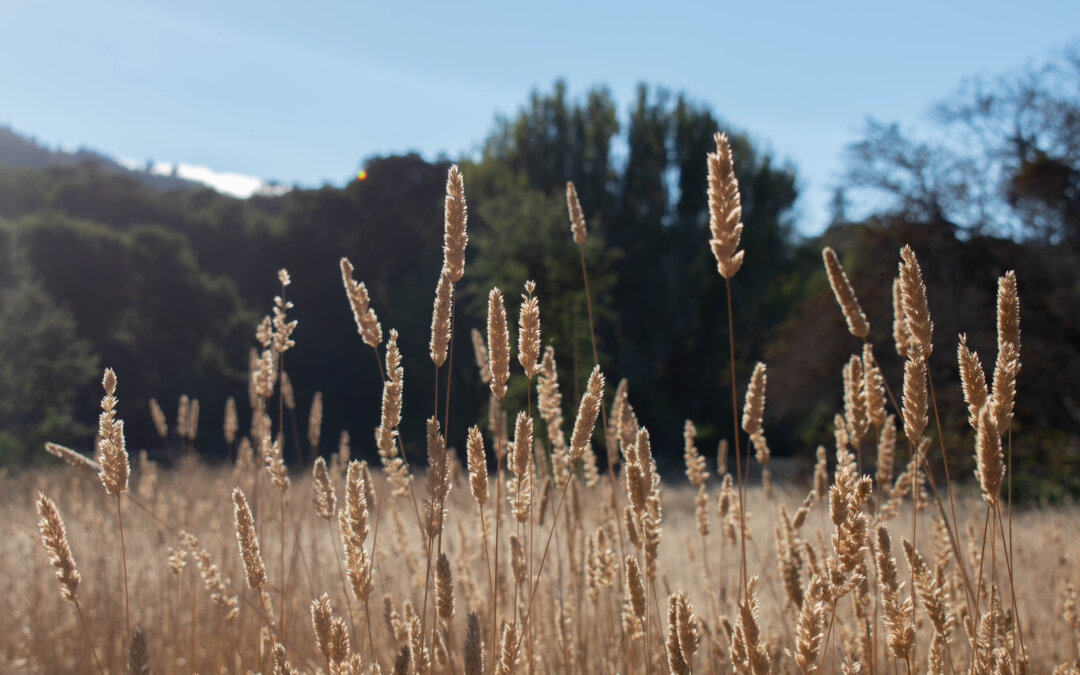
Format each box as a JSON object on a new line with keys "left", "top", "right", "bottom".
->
{"left": 567, "top": 184, "right": 630, "bottom": 661}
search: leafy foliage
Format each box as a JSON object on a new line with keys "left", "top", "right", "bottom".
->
{"left": 845, "top": 44, "right": 1080, "bottom": 244}
{"left": 1, "top": 66, "right": 1079, "bottom": 500}
{"left": 0, "top": 265, "right": 99, "bottom": 464}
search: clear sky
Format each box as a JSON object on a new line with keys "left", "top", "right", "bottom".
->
{"left": 2, "top": 0, "right": 1078, "bottom": 233}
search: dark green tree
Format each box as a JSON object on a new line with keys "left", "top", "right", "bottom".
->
{"left": 483, "top": 80, "right": 619, "bottom": 216}
{"left": 0, "top": 226, "right": 99, "bottom": 464}
{"left": 476, "top": 81, "right": 798, "bottom": 466}
{"left": 463, "top": 171, "right": 618, "bottom": 418}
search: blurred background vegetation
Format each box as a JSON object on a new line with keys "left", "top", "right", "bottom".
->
{"left": 2, "top": 50, "right": 1078, "bottom": 500}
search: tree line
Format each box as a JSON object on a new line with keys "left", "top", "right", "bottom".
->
{"left": 2, "top": 49, "right": 1078, "bottom": 498}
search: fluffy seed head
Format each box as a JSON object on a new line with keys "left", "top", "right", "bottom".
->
{"left": 511, "top": 412, "right": 533, "bottom": 482}
{"left": 902, "top": 355, "right": 928, "bottom": 447}
{"left": 666, "top": 591, "right": 699, "bottom": 674}
{"left": 625, "top": 555, "right": 647, "bottom": 621}
{"left": 340, "top": 257, "right": 383, "bottom": 348}
{"left": 167, "top": 544, "right": 186, "bottom": 576}
{"left": 567, "top": 181, "right": 587, "bottom": 245}
{"left": 902, "top": 539, "right": 951, "bottom": 639}
{"left": 430, "top": 270, "right": 454, "bottom": 368}
{"left": 341, "top": 509, "right": 373, "bottom": 604}
{"left": 997, "top": 270, "right": 1020, "bottom": 353}
{"left": 794, "top": 576, "right": 826, "bottom": 674}
{"left": 487, "top": 288, "right": 510, "bottom": 400}
{"left": 471, "top": 328, "right": 491, "bottom": 384}
{"left": 359, "top": 459, "right": 376, "bottom": 512}
{"left": 308, "top": 391, "right": 324, "bottom": 451}
{"left": 97, "top": 368, "right": 129, "bottom": 495}
{"left": 435, "top": 552, "right": 455, "bottom": 622}
{"left": 517, "top": 284, "right": 541, "bottom": 379}
{"left": 253, "top": 348, "right": 275, "bottom": 401}
{"left": 329, "top": 616, "right": 350, "bottom": 664}
{"left": 464, "top": 613, "right": 484, "bottom": 675}
{"left": 813, "top": 445, "right": 828, "bottom": 500}
{"left": 281, "top": 371, "right": 296, "bottom": 411}
{"left": 262, "top": 437, "right": 289, "bottom": 491}
{"left": 376, "top": 330, "right": 408, "bottom": 494}
{"left": 128, "top": 626, "right": 150, "bottom": 675}
{"left": 224, "top": 396, "right": 238, "bottom": 444}
{"left": 496, "top": 621, "right": 520, "bottom": 675}
{"left": 424, "top": 417, "right": 451, "bottom": 537}
{"left": 187, "top": 398, "right": 200, "bottom": 441}
{"left": 537, "top": 346, "right": 568, "bottom": 457}
{"left": 466, "top": 426, "right": 488, "bottom": 507}
{"left": 626, "top": 427, "right": 655, "bottom": 516}
{"left": 442, "top": 164, "right": 468, "bottom": 282}
{"left": 822, "top": 247, "right": 869, "bottom": 338}
{"left": 343, "top": 460, "right": 370, "bottom": 544}
{"left": 876, "top": 415, "right": 897, "bottom": 497}
{"left": 270, "top": 283, "right": 297, "bottom": 356}
{"left": 312, "top": 456, "right": 336, "bottom": 520}
{"left": 975, "top": 406, "right": 1004, "bottom": 504}
{"left": 232, "top": 487, "right": 267, "bottom": 589}
{"left": 46, "top": 442, "right": 101, "bottom": 475}
{"left": 892, "top": 276, "right": 910, "bottom": 358}
{"left": 637, "top": 426, "right": 655, "bottom": 485}
{"left": 707, "top": 132, "right": 746, "bottom": 279}
{"left": 569, "top": 366, "right": 605, "bottom": 462}
{"left": 732, "top": 576, "right": 769, "bottom": 673}
{"left": 898, "top": 245, "right": 933, "bottom": 359}
{"left": 149, "top": 397, "right": 168, "bottom": 438}
{"left": 843, "top": 355, "right": 868, "bottom": 447}
{"left": 626, "top": 461, "right": 648, "bottom": 517}
{"left": 876, "top": 524, "right": 914, "bottom": 659}
{"left": 741, "top": 362, "right": 767, "bottom": 436}
{"left": 957, "top": 334, "right": 988, "bottom": 430}
{"left": 990, "top": 340, "right": 1019, "bottom": 434}
{"left": 271, "top": 645, "right": 294, "bottom": 675}
{"left": 393, "top": 644, "right": 411, "bottom": 675}
{"left": 683, "top": 420, "right": 708, "bottom": 487}
{"left": 311, "top": 593, "right": 333, "bottom": 659}
{"left": 863, "top": 345, "right": 886, "bottom": 428}
{"left": 37, "top": 493, "right": 80, "bottom": 602}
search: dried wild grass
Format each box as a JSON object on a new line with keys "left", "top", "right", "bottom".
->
{"left": 822, "top": 247, "right": 869, "bottom": 339}
{"left": 13, "top": 121, "right": 1072, "bottom": 675}
{"left": 707, "top": 132, "right": 745, "bottom": 280}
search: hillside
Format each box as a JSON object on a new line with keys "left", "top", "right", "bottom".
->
{"left": 1, "top": 125, "right": 214, "bottom": 193}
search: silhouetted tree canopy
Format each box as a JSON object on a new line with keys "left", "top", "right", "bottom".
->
{"left": 1, "top": 64, "right": 1079, "bottom": 499}
{"left": 845, "top": 44, "right": 1080, "bottom": 245}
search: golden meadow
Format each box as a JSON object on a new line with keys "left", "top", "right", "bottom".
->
{"left": 7, "top": 134, "right": 1079, "bottom": 674}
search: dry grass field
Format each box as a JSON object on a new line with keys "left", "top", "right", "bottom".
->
{"left": 4, "top": 135, "right": 1079, "bottom": 674}
{"left": 5, "top": 467, "right": 1080, "bottom": 674}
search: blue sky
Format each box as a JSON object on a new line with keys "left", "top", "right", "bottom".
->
{"left": 2, "top": 0, "right": 1078, "bottom": 233}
